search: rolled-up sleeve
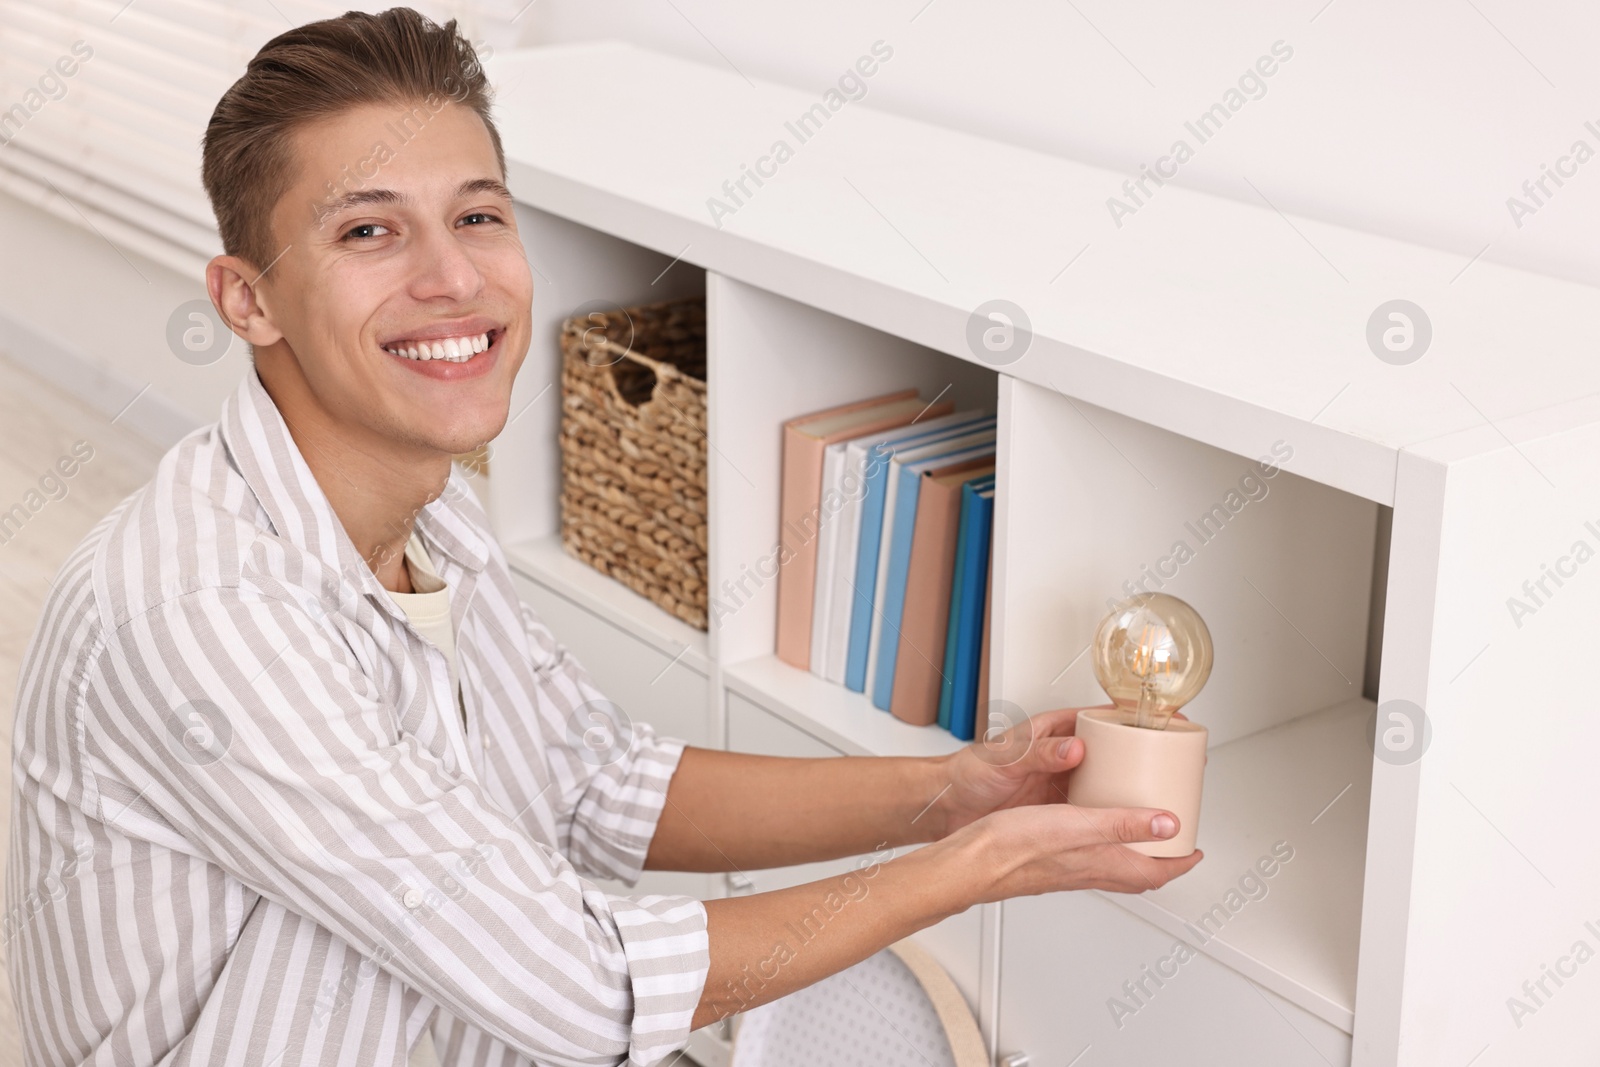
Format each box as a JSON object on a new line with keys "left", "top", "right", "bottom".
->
{"left": 515, "top": 598, "right": 692, "bottom": 887}
{"left": 84, "top": 585, "right": 710, "bottom": 1067}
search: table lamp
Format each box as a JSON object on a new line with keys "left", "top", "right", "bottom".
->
{"left": 1065, "top": 592, "right": 1212, "bottom": 857}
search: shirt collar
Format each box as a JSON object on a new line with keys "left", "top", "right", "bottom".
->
{"left": 217, "top": 367, "right": 492, "bottom": 601}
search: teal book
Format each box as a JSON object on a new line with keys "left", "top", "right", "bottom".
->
{"left": 940, "top": 479, "right": 995, "bottom": 739}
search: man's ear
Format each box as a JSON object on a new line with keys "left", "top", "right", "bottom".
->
{"left": 206, "top": 254, "right": 284, "bottom": 349}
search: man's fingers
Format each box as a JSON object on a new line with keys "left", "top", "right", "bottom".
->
{"left": 1068, "top": 804, "right": 1180, "bottom": 847}
{"left": 1013, "top": 704, "right": 1114, "bottom": 759}
{"left": 1035, "top": 735, "right": 1083, "bottom": 776}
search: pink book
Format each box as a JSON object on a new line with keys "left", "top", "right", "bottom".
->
{"left": 890, "top": 461, "right": 995, "bottom": 725}
{"left": 775, "top": 391, "right": 944, "bottom": 669}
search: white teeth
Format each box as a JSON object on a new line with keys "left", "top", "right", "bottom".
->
{"left": 383, "top": 331, "right": 492, "bottom": 362}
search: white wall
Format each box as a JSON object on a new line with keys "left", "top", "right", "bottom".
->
{"left": 520, "top": 0, "right": 1600, "bottom": 288}
{"left": 4, "top": 0, "right": 1596, "bottom": 443}
{"left": 0, "top": 189, "right": 234, "bottom": 443}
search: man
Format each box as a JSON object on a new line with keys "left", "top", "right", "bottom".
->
{"left": 6, "top": 9, "right": 1200, "bottom": 1065}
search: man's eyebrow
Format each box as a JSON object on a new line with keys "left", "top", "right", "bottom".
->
{"left": 458, "top": 177, "right": 513, "bottom": 202}
{"left": 318, "top": 188, "right": 402, "bottom": 219}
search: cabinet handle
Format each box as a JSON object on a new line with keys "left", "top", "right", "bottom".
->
{"left": 997, "top": 1053, "right": 1029, "bottom": 1067}
{"left": 726, "top": 872, "right": 755, "bottom": 896}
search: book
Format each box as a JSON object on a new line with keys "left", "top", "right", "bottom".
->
{"left": 888, "top": 463, "right": 995, "bottom": 726}
{"left": 938, "top": 474, "right": 994, "bottom": 730}
{"left": 776, "top": 392, "right": 946, "bottom": 669}
{"left": 840, "top": 411, "right": 990, "bottom": 692}
{"left": 809, "top": 402, "right": 960, "bottom": 679}
{"left": 860, "top": 418, "right": 998, "bottom": 696}
{"left": 871, "top": 440, "right": 997, "bottom": 711}
{"left": 809, "top": 440, "right": 850, "bottom": 677}
{"left": 941, "top": 480, "right": 996, "bottom": 741}
{"left": 974, "top": 545, "right": 995, "bottom": 741}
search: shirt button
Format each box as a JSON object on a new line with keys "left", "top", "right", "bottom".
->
{"left": 402, "top": 888, "right": 424, "bottom": 910}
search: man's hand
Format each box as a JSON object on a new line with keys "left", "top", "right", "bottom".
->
{"left": 927, "top": 704, "right": 1189, "bottom": 838}
{"left": 952, "top": 802, "right": 1204, "bottom": 902}
{"left": 694, "top": 799, "right": 1201, "bottom": 1029}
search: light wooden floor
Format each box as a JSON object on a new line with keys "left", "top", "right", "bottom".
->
{"left": 0, "top": 353, "right": 168, "bottom": 1065}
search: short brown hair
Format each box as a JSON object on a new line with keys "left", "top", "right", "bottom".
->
{"left": 201, "top": 7, "right": 503, "bottom": 270}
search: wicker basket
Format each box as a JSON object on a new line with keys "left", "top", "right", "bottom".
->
{"left": 558, "top": 298, "right": 708, "bottom": 629}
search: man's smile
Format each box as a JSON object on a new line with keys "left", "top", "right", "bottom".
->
{"left": 379, "top": 316, "right": 505, "bottom": 379}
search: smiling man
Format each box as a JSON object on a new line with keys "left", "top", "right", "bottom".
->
{"left": 5, "top": 9, "right": 1200, "bottom": 1067}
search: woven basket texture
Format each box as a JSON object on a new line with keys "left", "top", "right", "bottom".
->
{"left": 558, "top": 298, "right": 709, "bottom": 630}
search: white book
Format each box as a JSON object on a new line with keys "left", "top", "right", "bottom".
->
{"left": 864, "top": 425, "right": 999, "bottom": 698}
{"left": 809, "top": 441, "right": 851, "bottom": 675}
{"left": 821, "top": 441, "right": 871, "bottom": 683}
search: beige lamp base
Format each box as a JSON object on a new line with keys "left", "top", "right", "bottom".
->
{"left": 1065, "top": 708, "right": 1208, "bottom": 858}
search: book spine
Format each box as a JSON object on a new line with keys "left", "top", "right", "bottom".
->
{"left": 776, "top": 426, "right": 825, "bottom": 668}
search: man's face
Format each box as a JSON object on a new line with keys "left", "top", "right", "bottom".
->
{"left": 258, "top": 98, "right": 530, "bottom": 456}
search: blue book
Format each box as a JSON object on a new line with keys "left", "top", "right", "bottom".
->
{"left": 937, "top": 475, "right": 995, "bottom": 729}
{"left": 941, "top": 480, "right": 995, "bottom": 740}
{"left": 843, "top": 412, "right": 991, "bottom": 692}
{"left": 871, "top": 445, "right": 995, "bottom": 711}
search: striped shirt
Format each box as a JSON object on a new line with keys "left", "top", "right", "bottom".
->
{"left": 6, "top": 368, "right": 710, "bottom": 1066}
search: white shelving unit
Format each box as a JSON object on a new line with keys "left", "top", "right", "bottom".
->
{"left": 481, "top": 42, "right": 1600, "bottom": 1067}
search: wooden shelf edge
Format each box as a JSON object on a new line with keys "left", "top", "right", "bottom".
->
{"left": 722, "top": 654, "right": 968, "bottom": 759}
{"left": 504, "top": 535, "right": 710, "bottom": 675}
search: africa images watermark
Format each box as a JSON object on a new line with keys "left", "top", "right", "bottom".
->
{"left": 1504, "top": 517, "right": 1600, "bottom": 629}
{"left": 0, "top": 440, "right": 97, "bottom": 549}
{"left": 1504, "top": 119, "right": 1600, "bottom": 230}
{"left": 709, "top": 433, "right": 901, "bottom": 627}
{"left": 1, "top": 838, "right": 94, "bottom": 949}
{"left": 1107, "top": 841, "right": 1297, "bottom": 1029}
{"left": 1106, "top": 40, "right": 1295, "bottom": 229}
{"left": 0, "top": 40, "right": 94, "bottom": 148}
{"left": 705, "top": 40, "right": 895, "bottom": 229}
{"left": 1103, "top": 440, "right": 1293, "bottom": 613}
{"left": 312, "top": 842, "right": 500, "bottom": 1030}
{"left": 1504, "top": 917, "right": 1600, "bottom": 1030}
{"left": 306, "top": 39, "right": 495, "bottom": 232}
{"left": 712, "top": 843, "right": 895, "bottom": 1019}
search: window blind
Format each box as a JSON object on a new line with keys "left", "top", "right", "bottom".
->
{"left": 0, "top": 0, "right": 521, "bottom": 280}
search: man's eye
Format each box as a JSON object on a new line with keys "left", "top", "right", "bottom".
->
{"left": 461, "top": 212, "right": 502, "bottom": 227}
{"left": 342, "top": 223, "right": 391, "bottom": 241}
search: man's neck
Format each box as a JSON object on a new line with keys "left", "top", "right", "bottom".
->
{"left": 255, "top": 355, "right": 450, "bottom": 594}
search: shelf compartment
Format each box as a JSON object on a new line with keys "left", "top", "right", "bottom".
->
{"left": 1106, "top": 697, "right": 1373, "bottom": 1032}
{"left": 490, "top": 203, "right": 707, "bottom": 575}
{"left": 723, "top": 655, "right": 967, "bottom": 759}
{"left": 994, "top": 376, "right": 1381, "bottom": 751}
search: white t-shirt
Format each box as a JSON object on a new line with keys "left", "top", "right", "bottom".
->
{"left": 389, "top": 532, "right": 455, "bottom": 1067}
{"left": 387, "top": 530, "right": 464, "bottom": 730}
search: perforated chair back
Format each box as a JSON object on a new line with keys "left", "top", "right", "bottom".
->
{"left": 729, "top": 939, "right": 986, "bottom": 1067}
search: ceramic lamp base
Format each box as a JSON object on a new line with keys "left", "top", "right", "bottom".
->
{"left": 1065, "top": 708, "right": 1208, "bottom": 858}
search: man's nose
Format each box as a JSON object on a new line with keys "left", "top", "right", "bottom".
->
{"left": 407, "top": 223, "right": 485, "bottom": 302}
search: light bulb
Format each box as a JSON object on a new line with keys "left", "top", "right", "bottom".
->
{"left": 1091, "top": 593, "right": 1213, "bottom": 730}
